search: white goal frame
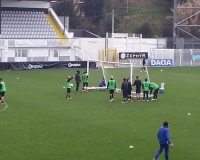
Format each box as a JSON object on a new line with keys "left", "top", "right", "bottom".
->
{"left": 86, "top": 60, "right": 150, "bottom": 97}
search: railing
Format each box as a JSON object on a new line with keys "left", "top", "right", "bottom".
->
{"left": 150, "top": 49, "right": 200, "bottom": 67}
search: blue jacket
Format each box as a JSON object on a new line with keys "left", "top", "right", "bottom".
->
{"left": 99, "top": 81, "right": 106, "bottom": 87}
{"left": 157, "top": 126, "right": 171, "bottom": 145}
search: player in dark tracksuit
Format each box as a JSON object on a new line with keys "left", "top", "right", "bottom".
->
{"left": 121, "top": 78, "right": 128, "bottom": 103}
{"left": 141, "top": 57, "right": 146, "bottom": 72}
{"left": 75, "top": 70, "right": 81, "bottom": 93}
{"left": 132, "top": 76, "right": 142, "bottom": 102}
{"left": 127, "top": 78, "right": 133, "bottom": 102}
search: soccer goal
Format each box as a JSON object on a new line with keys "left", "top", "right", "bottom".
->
{"left": 86, "top": 60, "right": 150, "bottom": 96}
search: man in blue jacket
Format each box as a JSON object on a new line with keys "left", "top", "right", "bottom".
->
{"left": 153, "top": 122, "right": 173, "bottom": 160}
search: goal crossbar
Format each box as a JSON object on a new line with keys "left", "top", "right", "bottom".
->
{"left": 86, "top": 60, "right": 150, "bottom": 97}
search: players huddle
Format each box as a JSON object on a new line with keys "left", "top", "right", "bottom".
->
{"left": 107, "top": 76, "right": 159, "bottom": 103}
{"left": 66, "top": 70, "right": 159, "bottom": 102}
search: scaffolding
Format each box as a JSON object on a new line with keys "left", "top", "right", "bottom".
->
{"left": 173, "top": 0, "right": 200, "bottom": 48}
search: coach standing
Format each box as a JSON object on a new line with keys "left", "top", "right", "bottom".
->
{"left": 153, "top": 122, "right": 173, "bottom": 160}
{"left": 75, "top": 70, "right": 81, "bottom": 93}
{"left": 121, "top": 78, "right": 128, "bottom": 103}
{"left": 141, "top": 57, "right": 146, "bottom": 72}
{"left": 132, "top": 76, "right": 142, "bottom": 102}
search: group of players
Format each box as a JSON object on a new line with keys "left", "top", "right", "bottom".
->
{"left": 65, "top": 70, "right": 89, "bottom": 99}
{"left": 107, "top": 76, "right": 159, "bottom": 103}
{"left": 65, "top": 70, "right": 160, "bottom": 103}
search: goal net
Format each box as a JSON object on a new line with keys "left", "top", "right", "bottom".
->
{"left": 86, "top": 60, "right": 150, "bottom": 96}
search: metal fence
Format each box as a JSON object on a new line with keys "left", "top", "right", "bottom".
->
{"left": 150, "top": 49, "right": 200, "bottom": 67}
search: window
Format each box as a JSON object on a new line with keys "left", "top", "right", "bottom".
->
{"left": 54, "top": 50, "right": 59, "bottom": 57}
{"left": 15, "top": 49, "right": 28, "bottom": 57}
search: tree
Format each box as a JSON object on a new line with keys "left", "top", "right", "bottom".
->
{"left": 80, "top": 0, "right": 113, "bottom": 36}
{"left": 135, "top": 22, "right": 153, "bottom": 38}
{"left": 83, "top": 0, "right": 109, "bottom": 23}
{"left": 162, "top": 16, "right": 173, "bottom": 37}
{"left": 52, "top": 0, "right": 80, "bottom": 29}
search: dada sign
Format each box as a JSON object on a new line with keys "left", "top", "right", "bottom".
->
{"left": 150, "top": 59, "right": 173, "bottom": 66}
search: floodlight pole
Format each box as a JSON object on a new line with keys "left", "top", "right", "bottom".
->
{"left": 173, "top": 0, "right": 177, "bottom": 49}
{"left": 112, "top": 10, "right": 114, "bottom": 34}
{"left": 63, "top": 0, "right": 66, "bottom": 35}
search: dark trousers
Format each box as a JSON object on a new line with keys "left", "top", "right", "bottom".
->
{"left": 154, "top": 144, "right": 169, "bottom": 160}
{"left": 143, "top": 91, "right": 148, "bottom": 100}
{"left": 153, "top": 88, "right": 159, "bottom": 99}
{"left": 76, "top": 82, "right": 80, "bottom": 92}
{"left": 141, "top": 63, "right": 145, "bottom": 71}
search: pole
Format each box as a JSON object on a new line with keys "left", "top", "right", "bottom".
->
{"left": 87, "top": 60, "right": 89, "bottom": 77}
{"left": 130, "top": 63, "right": 133, "bottom": 85}
{"left": 66, "top": 16, "right": 69, "bottom": 31}
{"left": 63, "top": 0, "right": 66, "bottom": 35}
{"left": 112, "top": 10, "right": 114, "bottom": 34}
{"left": 0, "top": 0, "right": 2, "bottom": 34}
{"left": 173, "top": 0, "right": 177, "bottom": 49}
{"left": 127, "top": 0, "right": 128, "bottom": 15}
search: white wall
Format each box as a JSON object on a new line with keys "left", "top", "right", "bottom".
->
{"left": 73, "top": 38, "right": 105, "bottom": 60}
{"left": 72, "top": 37, "right": 167, "bottom": 60}
{"left": 4, "top": 47, "right": 75, "bottom": 62}
{"left": 1, "top": 37, "right": 167, "bottom": 62}
{"left": 2, "top": 0, "right": 50, "bottom": 8}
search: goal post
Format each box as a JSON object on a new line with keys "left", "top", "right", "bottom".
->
{"left": 100, "top": 49, "right": 117, "bottom": 63}
{"left": 86, "top": 60, "right": 150, "bottom": 96}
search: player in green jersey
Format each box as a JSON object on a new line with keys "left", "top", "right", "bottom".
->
{"left": 149, "top": 82, "right": 159, "bottom": 100}
{"left": 82, "top": 70, "right": 89, "bottom": 92}
{"left": 142, "top": 78, "right": 150, "bottom": 101}
{"left": 66, "top": 76, "right": 74, "bottom": 99}
{"left": 0, "top": 78, "right": 6, "bottom": 104}
{"left": 107, "top": 76, "right": 116, "bottom": 102}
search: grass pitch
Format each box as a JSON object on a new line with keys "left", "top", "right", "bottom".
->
{"left": 0, "top": 67, "right": 199, "bottom": 160}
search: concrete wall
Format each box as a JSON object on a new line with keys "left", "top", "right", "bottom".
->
{"left": 2, "top": 0, "right": 50, "bottom": 8}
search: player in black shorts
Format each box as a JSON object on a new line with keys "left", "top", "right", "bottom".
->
{"left": 132, "top": 76, "right": 142, "bottom": 102}
{"left": 121, "top": 78, "right": 128, "bottom": 103}
{"left": 127, "top": 77, "right": 133, "bottom": 102}
{"left": 141, "top": 57, "right": 146, "bottom": 72}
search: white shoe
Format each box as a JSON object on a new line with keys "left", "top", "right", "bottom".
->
{"left": 140, "top": 70, "right": 142, "bottom": 72}
{"left": 121, "top": 101, "right": 125, "bottom": 103}
{"left": 152, "top": 99, "right": 155, "bottom": 101}
{"left": 146, "top": 100, "right": 149, "bottom": 101}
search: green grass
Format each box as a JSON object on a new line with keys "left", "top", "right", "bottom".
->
{"left": 117, "top": 5, "right": 172, "bottom": 17}
{"left": 0, "top": 67, "right": 200, "bottom": 160}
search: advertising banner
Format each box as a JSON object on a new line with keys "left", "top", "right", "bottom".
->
{"left": 149, "top": 59, "right": 173, "bottom": 66}
{"left": 119, "top": 52, "right": 148, "bottom": 60}
{"left": 7, "top": 61, "right": 96, "bottom": 71}
{"left": 191, "top": 55, "right": 200, "bottom": 61}
{"left": 15, "top": 39, "right": 48, "bottom": 47}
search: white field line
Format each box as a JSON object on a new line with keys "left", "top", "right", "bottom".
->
{"left": 0, "top": 103, "right": 8, "bottom": 112}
